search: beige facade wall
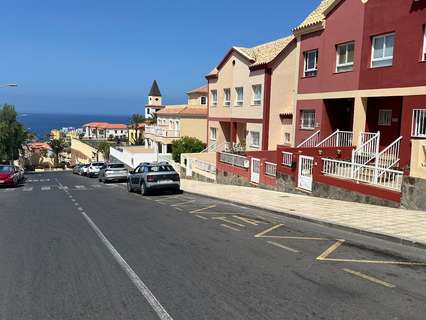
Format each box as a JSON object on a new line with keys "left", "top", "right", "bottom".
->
{"left": 246, "top": 123, "right": 263, "bottom": 151}
{"left": 70, "top": 138, "right": 105, "bottom": 164}
{"left": 208, "top": 52, "right": 265, "bottom": 120}
{"left": 269, "top": 40, "right": 298, "bottom": 148}
{"left": 410, "top": 139, "right": 426, "bottom": 179}
{"left": 208, "top": 120, "right": 227, "bottom": 146}
{"left": 187, "top": 92, "right": 207, "bottom": 106}
{"left": 180, "top": 117, "right": 207, "bottom": 143}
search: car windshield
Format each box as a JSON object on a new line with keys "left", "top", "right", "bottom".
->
{"left": 92, "top": 163, "right": 104, "bottom": 167}
{"left": 109, "top": 164, "right": 125, "bottom": 169}
{"left": 0, "top": 165, "right": 12, "bottom": 173}
{"left": 147, "top": 165, "right": 174, "bottom": 172}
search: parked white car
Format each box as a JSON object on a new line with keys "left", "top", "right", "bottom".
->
{"left": 87, "top": 162, "right": 105, "bottom": 178}
{"left": 98, "top": 163, "right": 128, "bottom": 183}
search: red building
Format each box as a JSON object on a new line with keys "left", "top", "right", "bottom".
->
{"left": 215, "top": 0, "right": 426, "bottom": 209}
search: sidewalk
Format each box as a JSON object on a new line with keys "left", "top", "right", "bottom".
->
{"left": 181, "top": 179, "right": 426, "bottom": 246}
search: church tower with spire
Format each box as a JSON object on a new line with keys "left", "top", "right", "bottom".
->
{"left": 145, "top": 80, "right": 165, "bottom": 118}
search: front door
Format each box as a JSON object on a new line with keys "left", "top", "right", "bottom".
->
{"left": 298, "top": 156, "right": 314, "bottom": 192}
{"left": 251, "top": 158, "right": 260, "bottom": 184}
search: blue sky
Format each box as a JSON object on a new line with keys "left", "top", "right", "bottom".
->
{"left": 1, "top": 0, "right": 316, "bottom": 115}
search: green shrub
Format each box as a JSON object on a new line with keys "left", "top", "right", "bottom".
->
{"left": 171, "top": 136, "right": 205, "bottom": 162}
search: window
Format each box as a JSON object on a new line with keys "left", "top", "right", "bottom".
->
{"left": 412, "top": 109, "right": 426, "bottom": 137}
{"left": 300, "top": 110, "right": 316, "bottom": 130}
{"left": 223, "top": 88, "right": 231, "bottom": 106}
{"left": 235, "top": 87, "right": 244, "bottom": 106}
{"left": 336, "top": 42, "right": 354, "bottom": 72}
{"left": 249, "top": 131, "right": 260, "bottom": 147}
{"left": 211, "top": 90, "right": 217, "bottom": 107}
{"left": 371, "top": 33, "right": 395, "bottom": 68}
{"left": 378, "top": 109, "right": 392, "bottom": 126}
{"left": 201, "top": 96, "right": 207, "bottom": 105}
{"left": 304, "top": 50, "right": 318, "bottom": 77}
{"left": 252, "top": 85, "right": 262, "bottom": 105}
{"left": 423, "top": 27, "right": 426, "bottom": 61}
{"left": 210, "top": 127, "right": 217, "bottom": 141}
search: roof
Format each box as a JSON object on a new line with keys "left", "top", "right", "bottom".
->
{"left": 207, "top": 35, "right": 295, "bottom": 77}
{"left": 27, "top": 142, "right": 51, "bottom": 151}
{"left": 83, "top": 122, "right": 128, "bottom": 129}
{"left": 129, "top": 123, "right": 145, "bottom": 129}
{"left": 186, "top": 84, "right": 208, "bottom": 95}
{"left": 293, "top": 0, "right": 337, "bottom": 32}
{"left": 148, "top": 80, "right": 162, "bottom": 97}
{"left": 156, "top": 106, "right": 207, "bottom": 117}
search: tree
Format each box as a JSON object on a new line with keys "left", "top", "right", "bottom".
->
{"left": 48, "top": 138, "right": 66, "bottom": 166}
{"left": 97, "top": 141, "right": 110, "bottom": 161}
{"left": 0, "top": 104, "right": 27, "bottom": 163}
{"left": 171, "top": 136, "right": 205, "bottom": 162}
{"left": 130, "top": 113, "right": 145, "bottom": 145}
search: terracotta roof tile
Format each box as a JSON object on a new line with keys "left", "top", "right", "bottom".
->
{"left": 156, "top": 106, "right": 207, "bottom": 117}
{"left": 83, "top": 122, "right": 128, "bottom": 129}
{"left": 187, "top": 84, "right": 208, "bottom": 94}
{"left": 293, "top": 0, "right": 336, "bottom": 31}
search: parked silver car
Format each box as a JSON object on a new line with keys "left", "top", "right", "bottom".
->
{"left": 98, "top": 163, "right": 128, "bottom": 183}
{"left": 87, "top": 162, "right": 105, "bottom": 178}
{"left": 127, "top": 162, "right": 180, "bottom": 195}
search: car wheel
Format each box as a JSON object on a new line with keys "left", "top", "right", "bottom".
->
{"left": 140, "top": 182, "right": 148, "bottom": 196}
{"left": 127, "top": 180, "right": 134, "bottom": 193}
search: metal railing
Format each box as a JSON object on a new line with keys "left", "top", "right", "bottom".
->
{"left": 265, "top": 162, "right": 277, "bottom": 177}
{"left": 322, "top": 158, "right": 403, "bottom": 191}
{"left": 194, "top": 159, "right": 216, "bottom": 174}
{"left": 376, "top": 136, "right": 402, "bottom": 170}
{"left": 219, "top": 152, "right": 249, "bottom": 168}
{"left": 317, "top": 130, "right": 353, "bottom": 148}
{"left": 412, "top": 109, "right": 426, "bottom": 137}
{"left": 352, "top": 132, "right": 380, "bottom": 166}
{"left": 145, "top": 125, "right": 180, "bottom": 138}
{"left": 297, "top": 130, "right": 321, "bottom": 148}
{"left": 282, "top": 152, "right": 293, "bottom": 167}
{"left": 360, "top": 132, "right": 378, "bottom": 145}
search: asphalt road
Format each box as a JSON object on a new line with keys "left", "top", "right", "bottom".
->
{"left": 1, "top": 171, "right": 426, "bottom": 320}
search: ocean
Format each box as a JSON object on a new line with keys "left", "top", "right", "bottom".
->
{"left": 17, "top": 113, "right": 131, "bottom": 140}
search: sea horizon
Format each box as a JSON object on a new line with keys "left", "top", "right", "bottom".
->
{"left": 17, "top": 112, "right": 133, "bottom": 140}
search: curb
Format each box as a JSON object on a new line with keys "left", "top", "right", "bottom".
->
{"left": 183, "top": 189, "right": 426, "bottom": 251}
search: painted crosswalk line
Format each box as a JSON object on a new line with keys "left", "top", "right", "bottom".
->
{"left": 23, "top": 187, "right": 33, "bottom": 192}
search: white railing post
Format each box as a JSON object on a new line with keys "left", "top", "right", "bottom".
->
{"left": 336, "top": 129, "right": 340, "bottom": 147}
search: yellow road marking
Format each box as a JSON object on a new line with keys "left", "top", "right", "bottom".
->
{"left": 316, "top": 240, "right": 345, "bottom": 260}
{"left": 190, "top": 205, "right": 216, "bottom": 214}
{"left": 233, "top": 215, "right": 266, "bottom": 226}
{"left": 255, "top": 224, "right": 284, "bottom": 238}
{"left": 220, "top": 224, "right": 241, "bottom": 232}
{"left": 343, "top": 268, "right": 395, "bottom": 288}
{"left": 195, "top": 215, "right": 209, "bottom": 220}
{"left": 267, "top": 241, "right": 299, "bottom": 253}
{"left": 212, "top": 217, "right": 245, "bottom": 227}
{"left": 170, "top": 200, "right": 196, "bottom": 207}
{"left": 263, "top": 236, "right": 328, "bottom": 240}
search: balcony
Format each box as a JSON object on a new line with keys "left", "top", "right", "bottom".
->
{"left": 145, "top": 125, "right": 180, "bottom": 138}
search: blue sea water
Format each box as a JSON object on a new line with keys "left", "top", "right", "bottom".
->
{"left": 17, "top": 113, "right": 131, "bottom": 140}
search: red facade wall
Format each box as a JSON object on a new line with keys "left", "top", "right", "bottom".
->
{"left": 359, "top": 0, "right": 426, "bottom": 89}
{"left": 298, "top": 0, "right": 365, "bottom": 94}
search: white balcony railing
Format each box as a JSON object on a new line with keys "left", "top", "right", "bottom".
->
{"left": 265, "top": 162, "right": 277, "bottom": 177}
{"left": 194, "top": 159, "right": 216, "bottom": 174}
{"left": 316, "top": 130, "right": 353, "bottom": 148}
{"left": 145, "top": 125, "right": 180, "bottom": 138}
{"left": 297, "top": 130, "right": 321, "bottom": 148}
{"left": 322, "top": 158, "right": 403, "bottom": 191}
{"left": 219, "top": 152, "right": 249, "bottom": 168}
{"left": 282, "top": 152, "right": 293, "bottom": 167}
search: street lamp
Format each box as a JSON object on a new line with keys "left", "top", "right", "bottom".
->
{"left": 0, "top": 84, "right": 17, "bottom": 88}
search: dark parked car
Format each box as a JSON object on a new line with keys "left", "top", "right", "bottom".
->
{"left": 98, "top": 163, "right": 128, "bottom": 183}
{"left": 127, "top": 162, "right": 180, "bottom": 195}
{"left": 0, "top": 165, "right": 22, "bottom": 187}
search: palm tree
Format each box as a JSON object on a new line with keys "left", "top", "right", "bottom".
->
{"left": 48, "top": 138, "right": 66, "bottom": 167}
{"left": 97, "top": 141, "right": 110, "bottom": 161}
{"left": 130, "top": 113, "right": 145, "bottom": 145}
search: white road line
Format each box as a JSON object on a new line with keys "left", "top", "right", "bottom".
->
{"left": 267, "top": 241, "right": 299, "bottom": 253}
{"left": 77, "top": 207, "right": 83, "bottom": 211}
{"left": 189, "top": 205, "right": 216, "bottom": 214}
{"left": 23, "top": 187, "right": 33, "bottom": 192}
{"left": 41, "top": 186, "right": 51, "bottom": 191}
{"left": 195, "top": 215, "right": 209, "bottom": 220}
{"left": 54, "top": 178, "right": 174, "bottom": 320}
{"left": 75, "top": 185, "right": 87, "bottom": 190}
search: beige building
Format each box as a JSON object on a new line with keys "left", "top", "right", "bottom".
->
{"left": 206, "top": 35, "right": 298, "bottom": 151}
{"left": 145, "top": 84, "right": 208, "bottom": 153}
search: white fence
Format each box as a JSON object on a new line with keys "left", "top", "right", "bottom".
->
{"left": 145, "top": 125, "right": 180, "bottom": 138}
{"left": 194, "top": 159, "right": 216, "bottom": 174}
{"left": 219, "top": 152, "right": 249, "bottom": 168}
{"left": 297, "top": 130, "right": 321, "bottom": 148}
{"left": 412, "top": 109, "right": 426, "bottom": 138}
{"left": 265, "top": 162, "right": 277, "bottom": 177}
{"left": 282, "top": 152, "right": 293, "bottom": 167}
{"left": 110, "top": 147, "right": 160, "bottom": 169}
{"left": 317, "top": 130, "right": 353, "bottom": 148}
{"left": 322, "top": 158, "right": 403, "bottom": 191}
{"left": 352, "top": 132, "right": 380, "bottom": 166}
